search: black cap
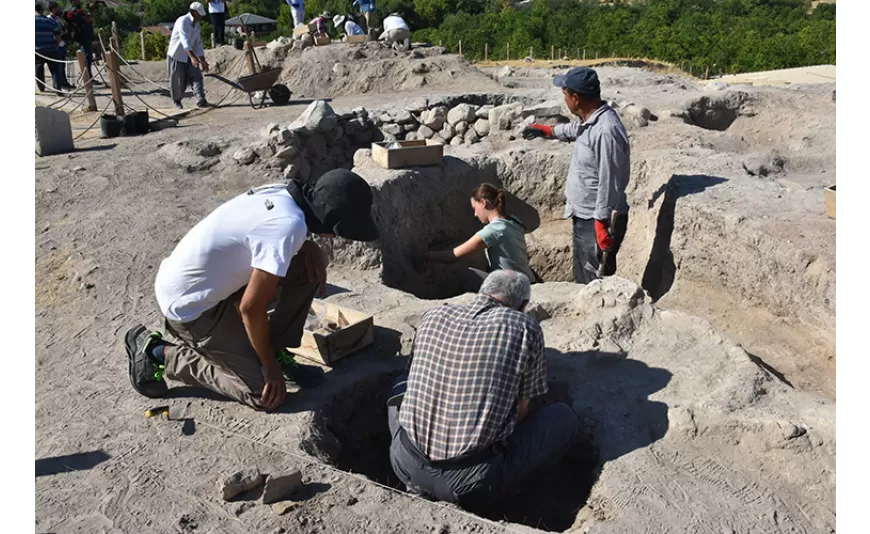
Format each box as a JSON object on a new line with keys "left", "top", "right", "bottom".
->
{"left": 553, "top": 67, "right": 600, "bottom": 95}
{"left": 308, "top": 169, "right": 379, "bottom": 242}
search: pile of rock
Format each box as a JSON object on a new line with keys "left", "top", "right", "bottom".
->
{"left": 236, "top": 100, "right": 379, "bottom": 182}
{"left": 370, "top": 99, "right": 566, "bottom": 146}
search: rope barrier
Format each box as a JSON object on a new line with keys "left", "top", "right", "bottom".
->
{"left": 34, "top": 50, "right": 79, "bottom": 64}
{"left": 72, "top": 99, "right": 113, "bottom": 141}
{"left": 110, "top": 47, "right": 172, "bottom": 93}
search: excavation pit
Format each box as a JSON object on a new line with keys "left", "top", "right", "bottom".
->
{"left": 307, "top": 373, "right": 599, "bottom": 533}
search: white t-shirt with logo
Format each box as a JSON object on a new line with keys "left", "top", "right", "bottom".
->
{"left": 155, "top": 185, "right": 308, "bottom": 323}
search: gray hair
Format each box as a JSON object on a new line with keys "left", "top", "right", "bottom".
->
{"left": 479, "top": 270, "right": 531, "bottom": 310}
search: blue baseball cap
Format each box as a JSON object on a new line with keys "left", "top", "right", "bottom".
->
{"left": 553, "top": 67, "right": 600, "bottom": 95}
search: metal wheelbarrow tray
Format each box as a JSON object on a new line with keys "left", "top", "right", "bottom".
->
{"left": 205, "top": 67, "right": 292, "bottom": 109}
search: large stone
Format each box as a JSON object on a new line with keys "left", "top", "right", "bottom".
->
{"left": 622, "top": 104, "right": 651, "bottom": 127}
{"left": 391, "top": 109, "right": 415, "bottom": 125}
{"left": 447, "top": 103, "right": 478, "bottom": 126}
{"left": 273, "top": 145, "right": 298, "bottom": 161}
{"left": 406, "top": 98, "right": 429, "bottom": 113}
{"left": 488, "top": 103, "right": 523, "bottom": 131}
{"left": 454, "top": 121, "right": 469, "bottom": 135}
{"left": 405, "top": 131, "right": 417, "bottom": 141}
{"left": 269, "top": 127, "right": 295, "bottom": 147}
{"left": 381, "top": 123, "right": 402, "bottom": 136}
{"left": 439, "top": 123, "right": 455, "bottom": 141}
{"left": 472, "top": 119, "right": 490, "bottom": 137}
{"left": 521, "top": 101, "right": 564, "bottom": 119}
{"left": 262, "top": 469, "right": 303, "bottom": 504}
{"left": 402, "top": 123, "right": 418, "bottom": 133}
{"left": 475, "top": 105, "right": 494, "bottom": 119}
{"left": 431, "top": 134, "right": 446, "bottom": 145}
{"left": 219, "top": 469, "right": 265, "bottom": 501}
{"left": 420, "top": 107, "right": 446, "bottom": 130}
{"left": 283, "top": 163, "right": 299, "bottom": 180}
{"left": 463, "top": 129, "right": 480, "bottom": 145}
{"left": 417, "top": 125, "right": 435, "bottom": 139}
{"left": 266, "top": 36, "right": 292, "bottom": 51}
{"left": 264, "top": 122, "right": 279, "bottom": 136}
{"left": 35, "top": 107, "right": 74, "bottom": 156}
{"left": 289, "top": 100, "right": 338, "bottom": 134}
{"left": 270, "top": 501, "right": 298, "bottom": 515}
{"left": 450, "top": 135, "right": 463, "bottom": 146}
{"left": 233, "top": 148, "right": 257, "bottom": 165}
{"left": 333, "top": 63, "right": 350, "bottom": 77}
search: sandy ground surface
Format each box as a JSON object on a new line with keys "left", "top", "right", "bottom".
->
{"left": 35, "top": 44, "right": 836, "bottom": 534}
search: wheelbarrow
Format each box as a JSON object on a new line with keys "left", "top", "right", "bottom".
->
{"left": 204, "top": 68, "right": 292, "bottom": 109}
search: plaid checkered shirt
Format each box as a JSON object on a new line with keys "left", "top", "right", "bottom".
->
{"left": 398, "top": 295, "right": 548, "bottom": 461}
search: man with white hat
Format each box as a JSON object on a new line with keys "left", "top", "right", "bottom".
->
{"left": 333, "top": 14, "right": 364, "bottom": 41}
{"left": 379, "top": 12, "right": 410, "bottom": 52}
{"left": 167, "top": 2, "right": 211, "bottom": 109}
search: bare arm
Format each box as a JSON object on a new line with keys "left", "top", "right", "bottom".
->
{"left": 517, "top": 399, "right": 530, "bottom": 423}
{"left": 425, "top": 234, "right": 487, "bottom": 264}
{"left": 238, "top": 268, "right": 285, "bottom": 410}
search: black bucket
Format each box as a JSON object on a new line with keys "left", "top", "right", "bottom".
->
{"left": 100, "top": 114, "right": 125, "bottom": 138}
{"left": 123, "top": 110, "right": 150, "bottom": 136}
{"left": 233, "top": 37, "right": 245, "bottom": 50}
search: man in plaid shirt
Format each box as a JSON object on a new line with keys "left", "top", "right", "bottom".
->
{"left": 389, "top": 270, "right": 579, "bottom": 508}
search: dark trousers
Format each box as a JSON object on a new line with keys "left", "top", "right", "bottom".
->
{"left": 210, "top": 12, "right": 226, "bottom": 45}
{"left": 388, "top": 384, "right": 579, "bottom": 508}
{"left": 78, "top": 40, "right": 93, "bottom": 80}
{"left": 161, "top": 253, "right": 318, "bottom": 410}
{"left": 572, "top": 213, "right": 629, "bottom": 284}
{"left": 35, "top": 51, "right": 63, "bottom": 92}
{"left": 54, "top": 47, "right": 69, "bottom": 87}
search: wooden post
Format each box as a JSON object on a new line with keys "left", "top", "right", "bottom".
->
{"left": 583, "top": 48, "right": 586, "bottom": 60}
{"left": 705, "top": 65, "right": 709, "bottom": 79}
{"left": 211, "top": 33, "right": 215, "bottom": 49}
{"left": 506, "top": 42, "right": 510, "bottom": 61}
{"left": 530, "top": 46, "right": 533, "bottom": 60}
{"left": 76, "top": 50, "right": 97, "bottom": 112}
{"left": 484, "top": 43, "right": 488, "bottom": 61}
{"left": 107, "top": 47, "right": 124, "bottom": 116}
{"left": 458, "top": 40, "right": 462, "bottom": 56}
{"left": 140, "top": 31, "right": 146, "bottom": 60}
{"left": 439, "top": 40, "right": 442, "bottom": 47}
{"left": 551, "top": 45, "right": 554, "bottom": 61}
{"left": 111, "top": 21, "right": 120, "bottom": 55}
{"left": 244, "top": 41, "right": 256, "bottom": 74}
{"left": 596, "top": 50, "right": 599, "bottom": 59}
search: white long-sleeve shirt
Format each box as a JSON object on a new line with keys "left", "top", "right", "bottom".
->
{"left": 167, "top": 13, "right": 205, "bottom": 62}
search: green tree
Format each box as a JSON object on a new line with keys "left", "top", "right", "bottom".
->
{"left": 143, "top": 0, "right": 188, "bottom": 26}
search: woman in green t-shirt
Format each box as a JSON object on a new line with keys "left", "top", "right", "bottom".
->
{"left": 422, "top": 183, "right": 536, "bottom": 292}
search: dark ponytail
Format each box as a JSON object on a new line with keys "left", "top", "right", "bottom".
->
{"left": 471, "top": 183, "right": 508, "bottom": 218}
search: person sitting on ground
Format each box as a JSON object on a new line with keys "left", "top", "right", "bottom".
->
{"left": 35, "top": 2, "right": 63, "bottom": 94}
{"left": 167, "top": 2, "right": 211, "bottom": 110}
{"left": 378, "top": 12, "right": 410, "bottom": 51}
{"left": 421, "top": 183, "right": 536, "bottom": 293}
{"left": 332, "top": 14, "right": 364, "bottom": 40}
{"left": 123, "top": 170, "right": 379, "bottom": 411}
{"left": 309, "top": 12, "right": 331, "bottom": 37}
{"left": 388, "top": 270, "right": 580, "bottom": 508}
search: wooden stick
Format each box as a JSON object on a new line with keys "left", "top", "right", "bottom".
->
{"left": 458, "top": 40, "right": 462, "bottom": 56}
{"left": 111, "top": 22, "right": 120, "bottom": 55}
{"left": 244, "top": 41, "right": 256, "bottom": 74}
{"left": 551, "top": 45, "right": 554, "bottom": 61}
{"left": 705, "top": 65, "right": 709, "bottom": 79}
{"left": 107, "top": 48, "right": 124, "bottom": 116}
{"left": 484, "top": 43, "right": 488, "bottom": 61}
{"left": 583, "top": 48, "right": 586, "bottom": 60}
{"left": 506, "top": 41, "right": 510, "bottom": 61}
{"left": 530, "top": 46, "right": 533, "bottom": 60}
{"left": 211, "top": 33, "right": 215, "bottom": 49}
{"left": 140, "top": 31, "right": 146, "bottom": 61}
{"left": 76, "top": 50, "right": 97, "bottom": 112}
{"left": 439, "top": 40, "right": 442, "bottom": 47}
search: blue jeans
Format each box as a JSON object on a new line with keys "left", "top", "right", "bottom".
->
{"left": 389, "top": 382, "right": 580, "bottom": 508}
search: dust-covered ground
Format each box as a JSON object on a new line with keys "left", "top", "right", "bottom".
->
{"left": 35, "top": 44, "right": 835, "bottom": 534}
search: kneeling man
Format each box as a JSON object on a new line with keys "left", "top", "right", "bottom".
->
{"left": 389, "top": 270, "right": 579, "bottom": 508}
{"left": 124, "top": 170, "right": 379, "bottom": 411}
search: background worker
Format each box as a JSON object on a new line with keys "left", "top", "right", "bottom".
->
{"left": 333, "top": 14, "right": 365, "bottom": 40}
{"left": 388, "top": 270, "right": 579, "bottom": 508}
{"left": 167, "top": 2, "right": 210, "bottom": 109}
{"left": 352, "top": 0, "right": 376, "bottom": 37}
{"left": 47, "top": 2, "right": 74, "bottom": 90}
{"left": 422, "top": 183, "right": 535, "bottom": 293}
{"left": 379, "top": 12, "right": 410, "bottom": 51}
{"left": 35, "top": 2, "right": 62, "bottom": 94}
{"left": 65, "top": 0, "right": 95, "bottom": 82}
{"left": 285, "top": 0, "right": 305, "bottom": 28}
{"left": 207, "top": 0, "right": 229, "bottom": 46}
{"left": 124, "top": 170, "right": 379, "bottom": 411}
{"left": 522, "top": 67, "right": 630, "bottom": 284}
{"left": 309, "top": 12, "right": 331, "bottom": 38}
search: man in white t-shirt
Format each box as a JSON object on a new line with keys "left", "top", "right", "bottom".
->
{"left": 167, "top": 3, "right": 210, "bottom": 109}
{"left": 124, "top": 170, "right": 379, "bottom": 411}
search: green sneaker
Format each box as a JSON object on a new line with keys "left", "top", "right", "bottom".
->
{"left": 124, "top": 325, "right": 168, "bottom": 398}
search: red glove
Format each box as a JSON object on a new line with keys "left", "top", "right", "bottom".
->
{"left": 595, "top": 219, "right": 613, "bottom": 251}
{"left": 521, "top": 123, "right": 554, "bottom": 139}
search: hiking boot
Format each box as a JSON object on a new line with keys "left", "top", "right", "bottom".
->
{"left": 173, "top": 100, "right": 184, "bottom": 110}
{"left": 196, "top": 100, "right": 214, "bottom": 109}
{"left": 124, "top": 325, "right": 168, "bottom": 398}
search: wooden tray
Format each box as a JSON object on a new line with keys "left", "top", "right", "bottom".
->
{"left": 286, "top": 301, "right": 374, "bottom": 366}
{"left": 371, "top": 139, "right": 444, "bottom": 169}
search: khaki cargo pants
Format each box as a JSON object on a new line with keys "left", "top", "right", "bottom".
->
{"left": 162, "top": 254, "right": 318, "bottom": 410}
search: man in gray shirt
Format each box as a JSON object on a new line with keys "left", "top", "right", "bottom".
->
{"left": 522, "top": 67, "right": 630, "bottom": 284}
